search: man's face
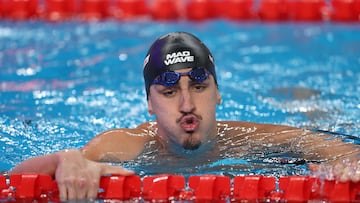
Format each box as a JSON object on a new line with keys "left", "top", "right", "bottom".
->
{"left": 147, "top": 68, "right": 221, "bottom": 154}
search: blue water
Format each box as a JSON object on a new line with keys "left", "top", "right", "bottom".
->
{"left": 0, "top": 20, "right": 359, "bottom": 176}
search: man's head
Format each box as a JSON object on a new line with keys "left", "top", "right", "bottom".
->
{"left": 143, "top": 32, "right": 221, "bottom": 154}
{"left": 143, "top": 32, "right": 217, "bottom": 98}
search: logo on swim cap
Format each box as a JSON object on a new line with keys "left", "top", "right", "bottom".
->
{"left": 208, "top": 54, "right": 214, "bottom": 64}
{"left": 164, "top": 50, "right": 194, "bottom": 66}
{"left": 143, "top": 54, "right": 150, "bottom": 69}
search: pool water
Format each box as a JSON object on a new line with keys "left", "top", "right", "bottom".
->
{"left": 0, "top": 20, "right": 359, "bottom": 177}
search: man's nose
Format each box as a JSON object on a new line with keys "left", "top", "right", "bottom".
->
{"left": 179, "top": 90, "right": 195, "bottom": 113}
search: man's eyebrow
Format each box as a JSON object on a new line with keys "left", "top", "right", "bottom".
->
{"left": 189, "top": 80, "right": 201, "bottom": 85}
{"left": 155, "top": 83, "right": 179, "bottom": 89}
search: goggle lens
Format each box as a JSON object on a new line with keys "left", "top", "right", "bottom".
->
{"left": 152, "top": 68, "right": 209, "bottom": 87}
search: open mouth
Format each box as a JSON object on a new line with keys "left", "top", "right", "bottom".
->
{"left": 179, "top": 114, "right": 199, "bottom": 132}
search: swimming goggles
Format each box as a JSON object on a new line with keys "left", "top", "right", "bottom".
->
{"left": 151, "top": 68, "right": 210, "bottom": 87}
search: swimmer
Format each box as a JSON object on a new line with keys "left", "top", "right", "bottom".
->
{"left": 10, "top": 32, "right": 360, "bottom": 201}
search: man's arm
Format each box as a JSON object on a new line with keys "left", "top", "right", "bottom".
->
{"left": 9, "top": 148, "right": 134, "bottom": 200}
{"left": 10, "top": 152, "right": 59, "bottom": 175}
{"left": 254, "top": 122, "right": 360, "bottom": 182}
{"left": 82, "top": 123, "right": 153, "bottom": 162}
{"left": 237, "top": 121, "right": 360, "bottom": 163}
{"left": 9, "top": 122, "right": 152, "bottom": 200}
{"left": 295, "top": 130, "right": 360, "bottom": 182}
{"left": 222, "top": 121, "right": 360, "bottom": 182}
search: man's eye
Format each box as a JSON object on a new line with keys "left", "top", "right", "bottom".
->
{"left": 193, "top": 84, "right": 207, "bottom": 92}
{"left": 162, "top": 89, "right": 176, "bottom": 97}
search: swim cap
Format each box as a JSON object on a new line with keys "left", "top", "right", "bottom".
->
{"left": 143, "top": 32, "right": 217, "bottom": 97}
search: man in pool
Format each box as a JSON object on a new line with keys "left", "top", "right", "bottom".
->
{"left": 10, "top": 31, "right": 360, "bottom": 200}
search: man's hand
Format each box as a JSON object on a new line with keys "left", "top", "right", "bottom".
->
{"left": 309, "top": 159, "right": 360, "bottom": 182}
{"left": 55, "top": 149, "right": 134, "bottom": 201}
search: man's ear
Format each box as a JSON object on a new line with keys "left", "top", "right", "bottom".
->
{"left": 147, "top": 97, "right": 154, "bottom": 115}
{"left": 216, "top": 90, "right": 222, "bottom": 104}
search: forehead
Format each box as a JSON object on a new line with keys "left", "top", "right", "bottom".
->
{"left": 171, "top": 67, "right": 192, "bottom": 73}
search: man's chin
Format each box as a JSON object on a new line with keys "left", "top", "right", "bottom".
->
{"left": 182, "top": 139, "right": 201, "bottom": 150}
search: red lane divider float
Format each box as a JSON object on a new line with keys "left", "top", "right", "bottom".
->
{"left": 223, "top": 0, "right": 255, "bottom": 20}
{"left": 0, "top": 0, "right": 359, "bottom": 22}
{"left": 1, "top": 174, "right": 360, "bottom": 202}
{"left": 143, "top": 175, "right": 186, "bottom": 201}
{"left": 98, "top": 174, "right": 141, "bottom": 200}
{"left": 188, "top": 175, "right": 231, "bottom": 201}
{"left": 233, "top": 175, "right": 276, "bottom": 201}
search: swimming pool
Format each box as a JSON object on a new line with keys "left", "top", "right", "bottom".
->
{"left": 0, "top": 20, "right": 359, "bottom": 178}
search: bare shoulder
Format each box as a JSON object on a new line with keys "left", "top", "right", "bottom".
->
{"left": 216, "top": 120, "right": 305, "bottom": 144}
{"left": 82, "top": 122, "right": 156, "bottom": 162}
{"left": 217, "top": 120, "right": 300, "bottom": 133}
{"left": 217, "top": 121, "right": 359, "bottom": 163}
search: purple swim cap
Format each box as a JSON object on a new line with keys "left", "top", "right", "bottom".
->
{"left": 143, "top": 32, "right": 217, "bottom": 97}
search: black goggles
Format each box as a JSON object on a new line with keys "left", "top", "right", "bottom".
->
{"left": 151, "top": 68, "right": 210, "bottom": 87}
